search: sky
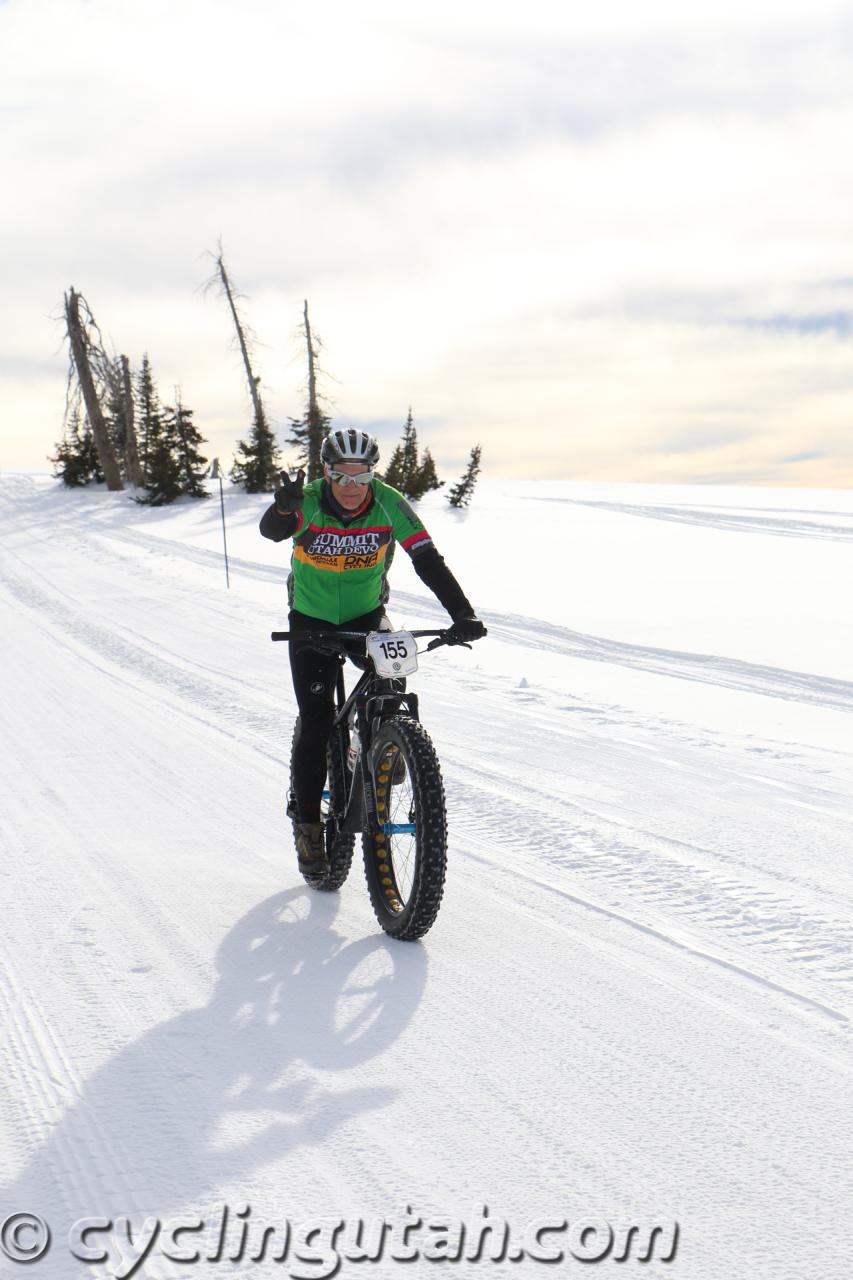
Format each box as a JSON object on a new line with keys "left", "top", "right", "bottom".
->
{"left": 2, "top": 0, "right": 853, "bottom": 485}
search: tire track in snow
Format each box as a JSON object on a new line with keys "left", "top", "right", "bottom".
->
{"left": 460, "top": 840, "right": 851, "bottom": 1031}
{"left": 450, "top": 776, "right": 853, "bottom": 1015}
{"left": 0, "top": 963, "right": 186, "bottom": 1279}
{"left": 0, "top": 551, "right": 289, "bottom": 767}
{"left": 4, "top": 522, "right": 852, "bottom": 1034}
{"left": 434, "top": 685, "right": 853, "bottom": 1020}
{"left": 532, "top": 496, "right": 853, "bottom": 542}
{"left": 11, "top": 507, "right": 853, "bottom": 714}
{"left": 476, "top": 610, "right": 853, "bottom": 712}
{"left": 0, "top": 629, "right": 207, "bottom": 1279}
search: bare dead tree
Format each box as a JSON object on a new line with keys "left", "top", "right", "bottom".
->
{"left": 102, "top": 354, "right": 145, "bottom": 488}
{"left": 207, "top": 245, "right": 265, "bottom": 426}
{"left": 63, "top": 288, "right": 123, "bottom": 490}
{"left": 119, "top": 355, "right": 145, "bottom": 487}
{"left": 203, "top": 244, "right": 281, "bottom": 491}
{"left": 304, "top": 299, "right": 318, "bottom": 423}
{"left": 302, "top": 299, "right": 326, "bottom": 479}
{"left": 286, "top": 299, "right": 331, "bottom": 480}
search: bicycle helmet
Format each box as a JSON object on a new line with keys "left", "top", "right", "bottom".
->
{"left": 321, "top": 427, "right": 380, "bottom": 469}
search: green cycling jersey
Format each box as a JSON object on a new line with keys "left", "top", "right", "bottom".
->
{"left": 284, "top": 477, "right": 433, "bottom": 623}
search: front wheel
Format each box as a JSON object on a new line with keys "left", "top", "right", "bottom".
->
{"left": 363, "top": 715, "right": 447, "bottom": 940}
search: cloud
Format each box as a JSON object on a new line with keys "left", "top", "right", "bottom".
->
{"left": 735, "top": 312, "right": 853, "bottom": 337}
{"left": 653, "top": 424, "right": 758, "bottom": 456}
{"left": 3, "top": 0, "right": 853, "bottom": 486}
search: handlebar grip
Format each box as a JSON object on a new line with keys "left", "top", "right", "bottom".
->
{"left": 271, "top": 632, "right": 291, "bottom": 641}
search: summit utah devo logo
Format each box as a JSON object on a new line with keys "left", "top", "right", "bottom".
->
{"left": 299, "top": 526, "right": 390, "bottom": 570}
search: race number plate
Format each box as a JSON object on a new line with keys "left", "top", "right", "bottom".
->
{"left": 366, "top": 631, "right": 419, "bottom": 678}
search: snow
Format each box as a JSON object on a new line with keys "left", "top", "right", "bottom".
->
{"left": 1, "top": 471, "right": 851, "bottom": 1279}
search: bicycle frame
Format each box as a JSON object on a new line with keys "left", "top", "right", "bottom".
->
{"left": 271, "top": 628, "right": 449, "bottom": 836}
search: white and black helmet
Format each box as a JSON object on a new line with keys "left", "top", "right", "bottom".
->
{"left": 321, "top": 427, "right": 380, "bottom": 469}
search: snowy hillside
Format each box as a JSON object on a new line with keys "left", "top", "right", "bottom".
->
{"left": 1, "top": 472, "right": 852, "bottom": 1279}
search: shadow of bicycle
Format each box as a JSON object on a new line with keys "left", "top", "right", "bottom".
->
{"left": 1, "top": 887, "right": 427, "bottom": 1259}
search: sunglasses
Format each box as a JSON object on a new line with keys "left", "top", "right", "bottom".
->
{"left": 326, "top": 467, "right": 374, "bottom": 488}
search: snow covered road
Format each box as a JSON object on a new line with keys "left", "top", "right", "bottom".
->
{"left": 1, "top": 474, "right": 851, "bottom": 1279}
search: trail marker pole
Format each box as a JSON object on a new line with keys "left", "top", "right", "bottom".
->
{"left": 210, "top": 458, "right": 230, "bottom": 589}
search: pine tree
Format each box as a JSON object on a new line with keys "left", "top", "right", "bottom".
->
{"left": 447, "top": 444, "right": 482, "bottom": 508}
{"left": 136, "top": 353, "right": 163, "bottom": 484}
{"left": 231, "top": 403, "right": 282, "bottom": 492}
{"left": 382, "top": 409, "right": 444, "bottom": 499}
{"left": 399, "top": 407, "right": 419, "bottom": 494}
{"left": 168, "top": 390, "right": 209, "bottom": 498}
{"left": 138, "top": 429, "right": 184, "bottom": 505}
{"left": 382, "top": 444, "right": 405, "bottom": 488}
{"left": 50, "top": 405, "right": 103, "bottom": 486}
{"left": 412, "top": 447, "right": 443, "bottom": 499}
{"left": 286, "top": 405, "right": 329, "bottom": 481}
{"left": 135, "top": 357, "right": 184, "bottom": 506}
{"left": 383, "top": 407, "right": 429, "bottom": 499}
{"left": 79, "top": 421, "right": 104, "bottom": 485}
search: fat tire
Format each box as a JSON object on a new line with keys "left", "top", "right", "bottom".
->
{"left": 289, "top": 718, "right": 356, "bottom": 891}
{"left": 363, "top": 714, "right": 447, "bottom": 940}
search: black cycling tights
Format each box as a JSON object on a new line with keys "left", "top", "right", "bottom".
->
{"left": 288, "top": 607, "right": 386, "bottom": 822}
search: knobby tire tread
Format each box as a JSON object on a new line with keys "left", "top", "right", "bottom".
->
{"left": 363, "top": 714, "right": 447, "bottom": 941}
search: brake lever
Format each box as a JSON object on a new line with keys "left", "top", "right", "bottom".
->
{"left": 427, "top": 633, "right": 472, "bottom": 651}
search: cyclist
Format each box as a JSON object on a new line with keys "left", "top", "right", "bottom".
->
{"left": 260, "top": 427, "right": 486, "bottom": 875}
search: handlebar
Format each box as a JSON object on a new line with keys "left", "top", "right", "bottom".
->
{"left": 270, "top": 628, "right": 469, "bottom": 653}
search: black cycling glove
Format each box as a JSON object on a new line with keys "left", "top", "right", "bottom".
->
{"left": 274, "top": 469, "right": 305, "bottom": 514}
{"left": 448, "top": 610, "right": 487, "bottom": 644}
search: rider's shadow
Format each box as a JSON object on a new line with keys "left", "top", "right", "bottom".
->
{"left": 1, "top": 888, "right": 427, "bottom": 1234}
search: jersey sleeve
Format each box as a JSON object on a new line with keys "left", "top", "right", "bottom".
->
{"left": 386, "top": 488, "right": 433, "bottom": 557}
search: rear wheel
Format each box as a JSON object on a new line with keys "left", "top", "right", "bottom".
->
{"left": 363, "top": 715, "right": 447, "bottom": 940}
{"left": 289, "top": 718, "right": 356, "bottom": 891}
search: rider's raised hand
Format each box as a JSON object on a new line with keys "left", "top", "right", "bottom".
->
{"left": 274, "top": 468, "right": 306, "bottom": 514}
{"left": 448, "top": 610, "right": 487, "bottom": 644}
